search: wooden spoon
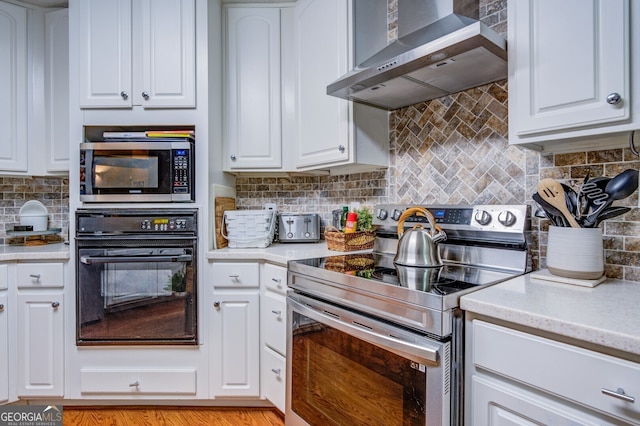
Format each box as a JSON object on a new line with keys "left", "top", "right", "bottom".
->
{"left": 537, "top": 178, "right": 581, "bottom": 228}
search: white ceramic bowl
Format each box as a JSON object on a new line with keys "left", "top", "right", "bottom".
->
{"left": 19, "top": 200, "right": 49, "bottom": 232}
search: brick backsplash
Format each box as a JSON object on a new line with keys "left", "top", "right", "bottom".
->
{"left": 235, "top": 171, "right": 389, "bottom": 232}
{"left": 0, "top": 176, "right": 69, "bottom": 245}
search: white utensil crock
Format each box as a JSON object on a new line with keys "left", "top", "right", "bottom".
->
{"left": 546, "top": 226, "right": 604, "bottom": 280}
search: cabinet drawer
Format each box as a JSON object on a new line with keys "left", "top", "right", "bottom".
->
{"left": 212, "top": 262, "right": 259, "bottom": 288}
{"left": 80, "top": 369, "right": 196, "bottom": 395}
{"left": 473, "top": 320, "right": 640, "bottom": 423}
{"left": 16, "top": 263, "right": 64, "bottom": 288}
{"left": 262, "top": 345, "right": 285, "bottom": 413}
{"left": 0, "top": 264, "right": 7, "bottom": 290}
{"left": 262, "top": 263, "right": 287, "bottom": 295}
{"left": 262, "top": 291, "right": 286, "bottom": 355}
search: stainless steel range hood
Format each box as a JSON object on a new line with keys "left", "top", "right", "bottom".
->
{"left": 327, "top": 0, "right": 507, "bottom": 111}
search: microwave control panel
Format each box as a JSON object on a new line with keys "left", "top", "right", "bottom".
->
{"left": 173, "top": 149, "right": 191, "bottom": 193}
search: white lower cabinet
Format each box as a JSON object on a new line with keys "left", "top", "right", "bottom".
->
{"left": 466, "top": 318, "right": 640, "bottom": 425}
{"left": 261, "top": 346, "right": 285, "bottom": 413}
{"left": 80, "top": 369, "right": 197, "bottom": 395}
{"left": 260, "top": 263, "right": 287, "bottom": 412}
{"left": 16, "top": 292, "right": 64, "bottom": 397}
{"left": 210, "top": 291, "right": 260, "bottom": 397}
{"left": 0, "top": 292, "right": 7, "bottom": 404}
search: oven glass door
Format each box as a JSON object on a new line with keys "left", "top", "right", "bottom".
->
{"left": 287, "top": 294, "right": 450, "bottom": 426}
{"left": 77, "top": 246, "right": 196, "bottom": 345}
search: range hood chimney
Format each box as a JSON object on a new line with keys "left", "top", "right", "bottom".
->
{"left": 327, "top": 0, "right": 507, "bottom": 110}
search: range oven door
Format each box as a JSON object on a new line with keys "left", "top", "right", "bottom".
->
{"left": 286, "top": 293, "right": 450, "bottom": 426}
{"left": 76, "top": 239, "right": 197, "bottom": 345}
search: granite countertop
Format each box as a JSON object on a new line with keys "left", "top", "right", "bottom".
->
{"left": 0, "top": 242, "right": 70, "bottom": 261}
{"left": 461, "top": 273, "right": 640, "bottom": 357}
{"left": 207, "top": 241, "right": 349, "bottom": 267}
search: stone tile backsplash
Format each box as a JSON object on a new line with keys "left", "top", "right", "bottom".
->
{"left": 0, "top": 176, "right": 69, "bottom": 245}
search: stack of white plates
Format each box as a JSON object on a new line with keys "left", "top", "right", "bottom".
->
{"left": 19, "top": 200, "right": 49, "bottom": 232}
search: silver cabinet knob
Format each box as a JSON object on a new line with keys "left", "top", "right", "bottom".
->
{"left": 607, "top": 92, "right": 622, "bottom": 105}
{"left": 141, "top": 91, "right": 150, "bottom": 100}
{"left": 230, "top": 155, "right": 237, "bottom": 161}
{"left": 338, "top": 145, "right": 346, "bottom": 152}
{"left": 120, "top": 91, "right": 128, "bottom": 99}
{"left": 51, "top": 301, "right": 60, "bottom": 309}
{"left": 213, "top": 301, "right": 220, "bottom": 309}
{"left": 0, "top": 304, "right": 4, "bottom": 311}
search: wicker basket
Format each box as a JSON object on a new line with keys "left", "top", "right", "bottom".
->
{"left": 221, "top": 210, "right": 277, "bottom": 248}
{"left": 324, "top": 225, "right": 375, "bottom": 252}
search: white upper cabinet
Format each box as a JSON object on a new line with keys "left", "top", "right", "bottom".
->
{"left": 0, "top": 1, "right": 28, "bottom": 173}
{"left": 44, "top": 8, "right": 70, "bottom": 173}
{"left": 292, "top": 0, "right": 350, "bottom": 169}
{"left": 79, "top": 0, "right": 196, "bottom": 109}
{"left": 224, "top": 7, "right": 282, "bottom": 169}
{"left": 508, "top": 0, "right": 640, "bottom": 152}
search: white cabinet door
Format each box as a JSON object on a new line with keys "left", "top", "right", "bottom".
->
{"left": 78, "top": 0, "right": 195, "bottom": 109}
{"left": 509, "top": 0, "right": 634, "bottom": 149}
{"left": 16, "top": 292, "right": 64, "bottom": 397}
{"left": 44, "top": 8, "right": 70, "bottom": 173}
{"left": 261, "top": 345, "right": 285, "bottom": 413}
{"left": 0, "top": 2, "right": 28, "bottom": 173}
{"left": 470, "top": 375, "right": 612, "bottom": 426}
{"left": 78, "top": 0, "right": 133, "bottom": 108}
{"left": 293, "top": 0, "right": 350, "bottom": 169}
{"left": 210, "top": 291, "right": 260, "bottom": 397}
{"left": 137, "top": 0, "right": 195, "bottom": 108}
{"left": 224, "top": 7, "right": 282, "bottom": 169}
{"left": 0, "top": 293, "right": 7, "bottom": 404}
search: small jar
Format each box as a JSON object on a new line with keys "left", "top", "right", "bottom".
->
{"left": 344, "top": 212, "right": 358, "bottom": 233}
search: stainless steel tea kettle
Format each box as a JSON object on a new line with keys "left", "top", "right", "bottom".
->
{"left": 394, "top": 207, "right": 447, "bottom": 267}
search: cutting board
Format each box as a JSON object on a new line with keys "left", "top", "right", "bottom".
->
{"left": 215, "top": 197, "right": 236, "bottom": 249}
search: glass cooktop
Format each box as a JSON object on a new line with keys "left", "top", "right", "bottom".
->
{"left": 291, "top": 252, "right": 517, "bottom": 296}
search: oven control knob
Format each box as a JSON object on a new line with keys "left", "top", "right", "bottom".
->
{"left": 474, "top": 210, "right": 492, "bottom": 226}
{"left": 498, "top": 210, "right": 517, "bottom": 227}
{"left": 376, "top": 209, "right": 388, "bottom": 220}
{"left": 391, "top": 209, "right": 403, "bottom": 221}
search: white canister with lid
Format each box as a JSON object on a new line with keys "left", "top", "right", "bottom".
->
{"left": 19, "top": 200, "right": 49, "bottom": 232}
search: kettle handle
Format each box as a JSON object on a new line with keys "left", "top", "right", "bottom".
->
{"left": 396, "top": 207, "right": 443, "bottom": 237}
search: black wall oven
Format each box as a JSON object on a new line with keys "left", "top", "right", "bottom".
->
{"left": 76, "top": 209, "right": 197, "bottom": 345}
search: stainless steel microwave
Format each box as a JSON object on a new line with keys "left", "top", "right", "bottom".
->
{"left": 79, "top": 141, "right": 194, "bottom": 203}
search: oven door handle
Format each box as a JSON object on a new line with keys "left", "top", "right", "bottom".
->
{"left": 80, "top": 254, "right": 193, "bottom": 264}
{"left": 288, "top": 297, "right": 441, "bottom": 365}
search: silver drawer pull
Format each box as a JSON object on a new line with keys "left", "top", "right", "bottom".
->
{"left": 129, "top": 381, "right": 140, "bottom": 387}
{"left": 228, "top": 274, "right": 239, "bottom": 279}
{"left": 271, "top": 368, "right": 281, "bottom": 375}
{"left": 271, "top": 278, "right": 281, "bottom": 283}
{"left": 30, "top": 274, "right": 41, "bottom": 280}
{"left": 601, "top": 387, "right": 635, "bottom": 403}
{"left": 271, "top": 310, "right": 281, "bottom": 316}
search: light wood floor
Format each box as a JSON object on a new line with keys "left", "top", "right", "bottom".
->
{"left": 62, "top": 406, "right": 284, "bottom": 426}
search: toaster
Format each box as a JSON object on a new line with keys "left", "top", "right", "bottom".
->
{"left": 278, "top": 213, "right": 320, "bottom": 243}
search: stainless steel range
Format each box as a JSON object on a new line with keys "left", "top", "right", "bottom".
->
{"left": 286, "top": 204, "right": 530, "bottom": 426}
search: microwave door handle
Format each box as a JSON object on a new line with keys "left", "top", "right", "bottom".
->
{"left": 80, "top": 254, "right": 193, "bottom": 264}
{"left": 288, "top": 297, "right": 441, "bottom": 365}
